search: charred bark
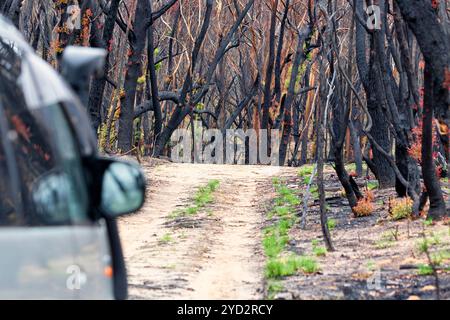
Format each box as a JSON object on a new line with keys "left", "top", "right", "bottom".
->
{"left": 87, "top": 0, "right": 120, "bottom": 134}
{"left": 422, "top": 65, "right": 447, "bottom": 219}
{"left": 117, "top": 0, "right": 150, "bottom": 152}
{"left": 396, "top": 0, "right": 448, "bottom": 218}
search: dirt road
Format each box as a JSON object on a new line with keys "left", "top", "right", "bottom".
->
{"left": 118, "top": 161, "right": 287, "bottom": 300}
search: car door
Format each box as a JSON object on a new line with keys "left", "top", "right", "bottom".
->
{"left": 50, "top": 102, "right": 114, "bottom": 300}
{"left": 17, "top": 40, "right": 115, "bottom": 298}
{"left": 0, "top": 41, "right": 77, "bottom": 298}
{"left": 0, "top": 136, "right": 78, "bottom": 299}
{"left": 69, "top": 218, "right": 114, "bottom": 300}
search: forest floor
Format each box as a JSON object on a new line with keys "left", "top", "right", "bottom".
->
{"left": 118, "top": 158, "right": 450, "bottom": 300}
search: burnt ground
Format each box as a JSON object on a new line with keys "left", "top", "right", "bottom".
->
{"left": 268, "top": 167, "right": 450, "bottom": 300}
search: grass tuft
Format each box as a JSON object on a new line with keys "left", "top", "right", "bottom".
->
{"left": 159, "top": 233, "right": 173, "bottom": 244}
{"left": 313, "top": 246, "right": 327, "bottom": 257}
{"left": 267, "top": 280, "right": 284, "bottom": 300}
{"left": 265, "top": 255, "right": 319, "bottom": 278}
{"left": 298, "top": 165, "right": 314, "bottom": 179}
{"left": 417, "top": 264, "right": 433, "bottom": 276}
{"left": 168, "top": 180, "right": 220, "bottom": 218}
{"left": 327, "top": 218, "right": 337, "bottom": 231}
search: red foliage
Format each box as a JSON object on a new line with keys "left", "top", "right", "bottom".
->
{"left": 108, "top": 39, "right": 114, "bottom": 53}
{"left": 80, "top": 9, "right": 93, "bottom": 47}
{"left": 431, "top": 0, "right": 440, "bottom": 9}
{"left": 408, "top": 122, "right": 424, "bottom": 162}
{"left": 10, "top": 115, "right": 31, "bottom": 142}
{"left": 444, "top": 67, "right": 450, "bottom": 91}
{"left": 408, "top": 119, "right": 444, "bottom": 177}
{"left": 353, "top": 189, "right": 375, "bottom": 217}
{"left": 349, "top": 171, "right": 358, "bottom": 178}
{"left": 418, "top": 86, "right": 425, "bottom": 109}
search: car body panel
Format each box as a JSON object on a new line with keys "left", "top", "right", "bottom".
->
{"left": 0, "top": 227, "right": 76, "bottom": 299}
{"left": 70, "top": 221, "right": 114, "bottom": 300}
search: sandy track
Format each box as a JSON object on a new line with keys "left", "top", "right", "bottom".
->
{"left": 118, "top": 162, "right": 286, "bottom": 300}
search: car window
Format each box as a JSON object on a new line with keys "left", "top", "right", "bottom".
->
{"left": 33, "top": 103, "right": 91, "bottom": 225}
{"left": 0, "top": 136, "right": 22, "bottom": 226}
{"left": 0, "top": 37, "right": 27, "bottom": 226}
{"left": 0, "top": 38, "right": 90, "bottom": 226}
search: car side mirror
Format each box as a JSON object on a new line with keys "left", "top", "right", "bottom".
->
{"left": 60, "top": 46, "right": 106, "bottom": 108}
{"left": 99, "top": 160, "right": 146, "bottom": 218}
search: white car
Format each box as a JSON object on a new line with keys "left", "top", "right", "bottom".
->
{"left": 0, "top": 15, "right": 145, "bottom": 299}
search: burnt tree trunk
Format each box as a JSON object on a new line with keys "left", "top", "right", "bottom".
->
{"left": 261, "top": 0, "right": 278, "bottom": 131}
{"left": 273, "top": 0, "right": 290, "bottom": 104}
{"left": 349, "top": 119, "right": 363, "bottom": 176}
{"left": 147, "top": 1, "right": 162, "bottom": 150}
{"left": 354, "top": 0, "right": 395, "bottom": 188}
{"left": 87, "top": 0, "right": 121, "bottom": 134}
{"left": 422, "top": 65, "right": 447, "bottom": 219}
{"left": 395, "top": 0, "right": 448, "bottom": 218}
{"left": 117, "top": 0, "right": 149, "bottom": 152}
{"left": 317, "top": 67, "right": 334, "bottom": 252}
{"left": 330, "top": 9, "right": 362, "bottom": 209}
{"left": 366, "top": 42, "right": 396, "bottom": 188}
{"left": 392, "top": 3, "right": 421, "bottom": 198}
{"left": 395, "top": 0, "right": 449, "bottom": 127}
{"left": 279, "top": 28, "right": 311, "bottom": 166}
{"left": 279, "top": 96, "right": 290, "bottom": 165}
